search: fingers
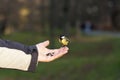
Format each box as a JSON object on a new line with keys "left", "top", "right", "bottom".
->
{"left": 62, "top": 46, "right": 69, "bottom": 51}
{"left": 43, "top": 40, "right": 50, "bottom": 47}
{"left": 36, "top": 40, "right": 50, "bottom": 47}
{"left": 47, "top": 47, "right": 69, "bottom": 62}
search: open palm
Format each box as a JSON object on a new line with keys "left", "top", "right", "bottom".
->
{"left": 36, "top": 40, "right": 69, "bottom": 62}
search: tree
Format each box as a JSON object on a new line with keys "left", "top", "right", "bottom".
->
{"left": 111, "top": 0, "right": 120, "bottom": 30}
{"left": 0, "top": 0, "right": 12, "bottom": 36}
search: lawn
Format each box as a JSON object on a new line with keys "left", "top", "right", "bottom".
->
{"left": 0, "top": 32, "right": 120, "bottom": 80}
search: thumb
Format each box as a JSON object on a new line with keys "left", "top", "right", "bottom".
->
{"left": 42, "top": 40, "right": 50, "bottom": 47}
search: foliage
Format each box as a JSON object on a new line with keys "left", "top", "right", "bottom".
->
{"left": 0, "top": 0, "right": 120, "bottom": 35}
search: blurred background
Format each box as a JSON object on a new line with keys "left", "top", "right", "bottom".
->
{"left": 0, "top": 0, "right": 120, "bottom": 80}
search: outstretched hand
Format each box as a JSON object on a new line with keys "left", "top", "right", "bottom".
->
{"left": 36, "top": 40, "right": 69, "bottom": 62}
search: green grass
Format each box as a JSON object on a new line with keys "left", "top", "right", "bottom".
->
{"left": 0, "top": 32, "right": 120, "bottom": 80}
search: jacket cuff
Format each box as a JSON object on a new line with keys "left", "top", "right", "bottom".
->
{"left": 28, "top": 46, "right": 38, "bottom": 72}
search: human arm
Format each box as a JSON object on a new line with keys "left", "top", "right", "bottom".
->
{"left": 0, "top": 39, "right": 68, "bottom": 72}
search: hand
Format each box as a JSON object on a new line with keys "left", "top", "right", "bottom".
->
{"left": 36, "top": 40, "right": 69, "bottom": 62}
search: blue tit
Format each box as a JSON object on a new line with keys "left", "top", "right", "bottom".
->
{"left": 59, "top": 35, "right": 69, "bottom": 46}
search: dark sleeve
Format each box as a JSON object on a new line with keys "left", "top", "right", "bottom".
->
{"left": 0, "top": 39, "right": 38, "bottom": 72}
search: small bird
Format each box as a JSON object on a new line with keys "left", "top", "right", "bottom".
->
{"left": 59, "top": 35, "right": 69, "bottom": 46}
